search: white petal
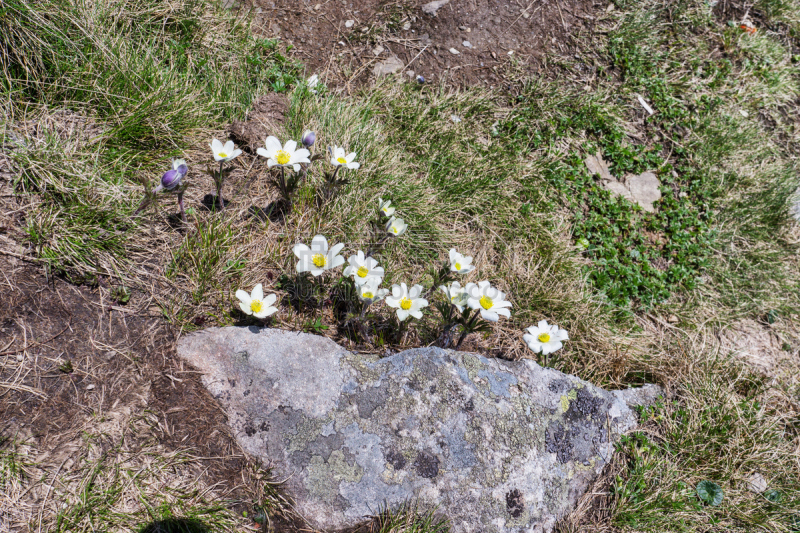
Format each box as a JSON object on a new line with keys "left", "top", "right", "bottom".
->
{"left": 481, "top": 310, "right": 499, "bottom": 322}
{"left": 296, "top": 260, "right": 310, "bottom": 273}
{"left": 409, "top": 310, "right": 423, "bottom": 320}
{"left": 211, "top": 138, "right": 223, "bottom": 153}
{"left": 223, "top": 140, "right": 235, "bottom": 154}
{"left": 385, "top": 295, "right": 400, "bottom": 307}
{"left": 265, "top": 136, "right": 282, "bottom": 154}
{"left": 328, "top": 255, "right": 345, "bottom": 269}
{"left": 391, "top": 285, "right": 403, "bottom": 298}
{"left": 251, "top": 284, "right": 264, "bottom": 302}
{"left": 256, "top": 147, "right": 270, "bottom": 158}
{"left": 291, "top": 164, "right": 301, "bottom": 172}
{"left": 231, "top": 148, "right": 242, "bottom": 159}
{"left": 267, "top": 159, "right": 278, "bottom": 168}
{"left": 495, "top": 308, "right": 511, "bottom": 319}
{"left": 235, "top": 289, "right": 251, "bottom": 304}
{"left": 343, "top": 265, "right": 354, "bottom": 276}
{"left": 334, "top": 146, "right": 346, "bottom": 159}
{"left": 555, "top": 328, "right": 569, "bottom": 341}
{"left": 263, "top": 293, "right": 277, "bottom": 306}
{"left": 541, "top": 341, "right": 562, "bottom": 356}
{"left": 239, "top": 302, "right": 253, "bottom": 315}
{"left": 397, "top": 309, "right": 409, "bottom": 321}
{"left": 538, "top": 319, "right": 549, "bottom": 330}
{"left": 310, "top": 268, "right": 324, "bottom": 277}
{"left": 347, "top": 162, "right": 360, "bottom": 169}
{"left": 291, "top": 148, "right": 311, "bottom": 163}
{"left": 293, "top": 243, "right": 311, "bottom": 258}
{"left": 329, "top": 242, "right": 345, "bottom": 256}
{"left": 449, "top": 248, "right": 458, "bottom": 263}
{"left": 284, "top": 139, "right": 297, "bottom": 153}
{"left": 311, "top": 235, "right": 329, "bottom": 253}
{"left": 525, "top": 326, "right": 541, "bottom": 336}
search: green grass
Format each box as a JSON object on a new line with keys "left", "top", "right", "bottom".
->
{"left": 1, "top": 0, "right": 301, "bottom": 280}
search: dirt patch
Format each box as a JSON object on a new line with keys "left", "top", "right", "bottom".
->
{"left": 241, "top": 0, "right": 603, "bottom": 88}
{"left": 228, "top": 93, "right": 290, "bottom": 152}
{"left": 0, "top": 255, "right": 285, "bottom": 530}
{"left": 719, "top": 319, "right": 800, "bottom": 382}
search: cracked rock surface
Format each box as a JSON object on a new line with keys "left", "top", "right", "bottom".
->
{"left": 177, "top": 327, "right": 661, "bottom": 532}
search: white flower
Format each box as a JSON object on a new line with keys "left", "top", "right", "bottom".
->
{"left": 329, "top": 145, "right": 360, "bottom": 169}
{"left": 357, "top": 277, "right": 389, "bottom": 304}
{"left": 378, "top": 198, "right": 395, "bottom": 217}
{"left": 343, "top": 251, "right": 384, "bottom": 285}
{"left": 293, "top": 234, "right": 345, "bottom": 277}
{"left": 386, "top": 217, "right": 408, "bottom": 237}
{"left": 385, "top": 283, "right": 428, "bottom": 321}
{"left": 465, "top": 281, "right": 512, "bottom": 322}
{"left": 523, "top": 320, "right": 569, "bottom": 355}
{"left": 257, "top": 136, "right": 311, "bottom": 172}
{"left": 235, "top": 284, "right": 278, "bottom": 319}
{"left": 449, "top": 249, "right": 475, "bottom": 274}
{"left": 210, "top": 138, "right": 242, "bottom": 162}
{"left": 440, "top": 281, "right": 469, "bottom": 312}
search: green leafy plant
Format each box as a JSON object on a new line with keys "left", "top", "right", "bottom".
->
{"left": 696, "top": 480, "right": 724, "bottom": 507}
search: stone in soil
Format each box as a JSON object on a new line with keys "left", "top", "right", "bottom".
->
{"left": 372, "top": 55, "right": 405, "bottom": 77}
{"left": 177, "top": 327, "right": 661, "bottom": 533}
{"left": 227, "top": 93, "right": 289, "bottom": 152}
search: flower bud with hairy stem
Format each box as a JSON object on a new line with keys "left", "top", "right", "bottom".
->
{"left": 302, "top": 130, "right": 316, "bottom": 148}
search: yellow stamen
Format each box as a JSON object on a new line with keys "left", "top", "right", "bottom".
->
{"left": 312, "top": 254, "right": 327, "bottom": 268}
{"left": 399, "top": 297, "right": 412, "bottom": 310}
{"left": 276, "top": 150, "right": 291, "bottom": 165}
{"left": 538, "top": 332, "right": 551, "bottom": 343}
{"left": 250, "top": 300, "right": 262, "bottom": 313}
{"left": 219, "top": 152, "right": 228, "bottom": 158}
{"left": 479, "top": 295, "right": 493, "bottom": 310}
{"left": 337, "top": 157, "right": 347, "bottom": 165}
{"left": 362, "top": 291, "right": 374, "bottom": 299}
{"left": 356, "top": 266, "right": 369, "bottom": 278}
{"left": 455, "top": 262, "right": 462, "bottom": 270}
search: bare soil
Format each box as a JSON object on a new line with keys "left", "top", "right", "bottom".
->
{"left": 242, "top": 0, "right": 604, "bottom": 89}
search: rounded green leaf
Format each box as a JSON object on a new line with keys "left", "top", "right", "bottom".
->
{"left": 697, "top": 480, "right": 724, "bottom": 506}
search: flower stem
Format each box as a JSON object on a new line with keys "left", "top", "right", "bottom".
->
{"left": 217, "top": 161, "right": 225, "bottom": 208}
{"left": 177, "top": 192, "right": 186, "bottom": 223}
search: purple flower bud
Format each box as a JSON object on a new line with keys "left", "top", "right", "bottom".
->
{"left": 176, "top": 163, "right": 188, "bottom": 176}
{"left": 161, "top": 169, "right": 182, "bottom": 190}
{"left": 302, "top": 130, "right": 316, "bottom": 148}
{"left": 416, "top": 75, "right": 425, "bottom": 84}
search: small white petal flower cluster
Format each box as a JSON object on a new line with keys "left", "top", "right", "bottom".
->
{"left": 210, "top": 138, "right": 242, "bottom": 162}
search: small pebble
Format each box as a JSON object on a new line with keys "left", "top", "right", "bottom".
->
{"left": 372, "top": 45, "right": 384, "bottom": 55}
{"left": 449, "top": 47, "right": 460, "bottom": 54}
{"left": 314, "top": 3, "right": 321, "bottom": 8}
{"left": 345, "top": 19, "right": 354, "bottom": 28}
{"left": 450, "top": 115, "right": 462, "bottom": 123}
{"left": 463, "top": 40, "right": 472, "bottom": 48}
{"left": 405, "top": 70, "right": 415, "bottom": 78}
{"left": 403, "top": 21, "right": 411, "bottom": 30}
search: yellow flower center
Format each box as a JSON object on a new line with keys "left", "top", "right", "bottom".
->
{"left": 455, "top": 262, "right": 462, "bottom": 270}
{"left": 390, "top": 225, "right": 399, "bottom": 234}
{"left": 250, "top": 300, "right": 262, "bottom": 313}
{"left": 276, "top": 150, "right": 291, "bottom": 165}
{"left": 399, "top": 297, "right": 412, "bottom": 310}
{"left": 479, "top": 295, "right": 493, "bottom": 310}
{"left": 356, "top": 266, "right": 369, "bottom": 277}
{"left": 538, "top": 332, "right": 551, "bottom": 343}
{"left": 219, "top": 152, "right": 228, "bottom": 158}
{"left": 337, "top": 156, "right": 347, "bottom": 165}
{"left": 362, "top": 291, "right": 374, "bottom": 299}
{"left": 312, "top": 253, "right": 327, "bottom": 268}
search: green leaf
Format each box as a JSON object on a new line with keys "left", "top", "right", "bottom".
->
{"left": 696, "top": 480, "right": 724, "bottom": 506}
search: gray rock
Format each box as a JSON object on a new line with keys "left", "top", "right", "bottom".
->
{"left": 624, "top": 171, "right": 662, "bottom": 213}
{"left": 422, "top": 0, "right": 450, "bottom": 16}
{"left": 372, "top": 56, "right": 405, "bottom": 77}
{"left": 177, "top": 327, "right": 661, "bottom": 533}
{"left": 791, "top": 187, "right": 800, "bottom": 222}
